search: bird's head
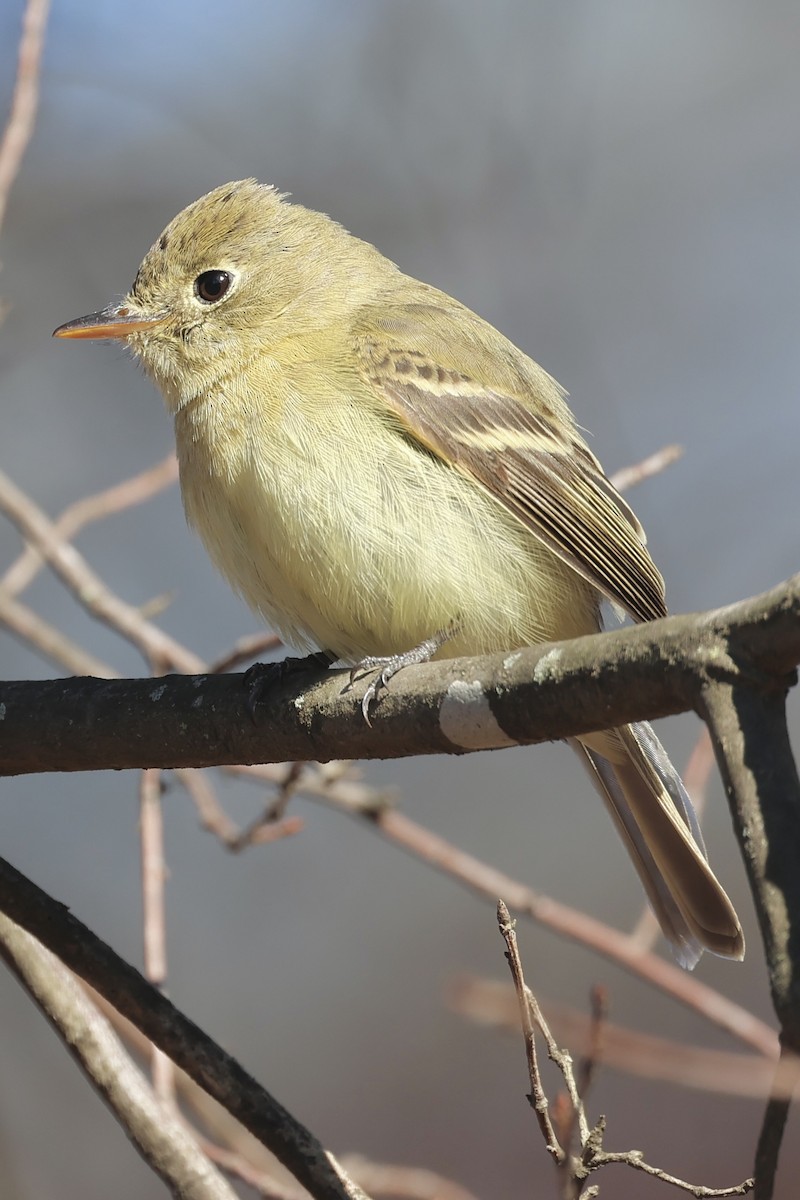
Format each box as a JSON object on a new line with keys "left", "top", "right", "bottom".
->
{"left": 54, "top": 178, "right": 387, "bottom": 411}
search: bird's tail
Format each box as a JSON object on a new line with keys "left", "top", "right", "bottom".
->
{"left": 574, "top": 721, "right": 744, "bottom": 969}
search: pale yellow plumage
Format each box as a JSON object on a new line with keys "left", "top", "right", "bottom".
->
{"left": 54, "top": 179, "right": 744, "bottom": 967}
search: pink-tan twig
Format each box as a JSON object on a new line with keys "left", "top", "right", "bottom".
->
{"left": 0, "top": 0, "right": 50, "bottom": 232}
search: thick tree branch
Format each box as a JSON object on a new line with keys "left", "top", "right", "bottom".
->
{"left": 701, "top": 681, "right": 800, "bottom": 1048}
{"left": 0, "top": 576, "right": 796, "bottom": 776}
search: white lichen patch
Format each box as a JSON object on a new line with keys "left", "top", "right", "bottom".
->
{"left": 440, "top": 679, "right": 518, "bottom": 750}
{"left": 533, "top": 647, "right": 563, "bottom": 682}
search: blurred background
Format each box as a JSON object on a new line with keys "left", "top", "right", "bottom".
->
{"left": 1, "top": 1, "right": 798, "bottom": 1196}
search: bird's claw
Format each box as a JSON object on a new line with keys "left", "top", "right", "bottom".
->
{"left": 349, "top": 627, "right": 458, "bottom": 724}
{"left": 359, "top": 669, "right": 393, "bottom": 726}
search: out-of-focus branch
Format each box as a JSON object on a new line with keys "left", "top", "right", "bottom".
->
{"left": 139, "top": 767, "right": 175, "bottom": 1104}
{"left": 0, "top": 912, "right": 240, "bottom": 1200}
{"left": 1, "top": 453, "right": 178, "bottom": 597}
{"left": 449, "top": 975, "right": 798, "bottom": 1098}
{"left": 86, "top": 984, "right": 479, "bottom": 1200}
{"left": 0, "top": 467, "right": 202, "bottom": 673}
{"left": 0, "top": 854, "right": 371, "bottom": 1200}
{"left": 207, "top": 631, "right": 283, "bottom": 673}
{"left": 0, "top": 590, "right": 116, "bottom": 676}
{"left": 331, "top": 799, "right": 775, "bottom": 1054}
{"left": 609, "top": 442, "right": 683, "bottom": 492}
{"left": 0, "top": 0, "right": 49, "bottom": 231}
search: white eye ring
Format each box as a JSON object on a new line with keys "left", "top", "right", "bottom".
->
{"left": 194, "top": 270, "right": 234, "bottom": 304}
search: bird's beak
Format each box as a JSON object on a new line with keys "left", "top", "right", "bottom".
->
{"left": 53, "top": 303, "right": 167, "bottom": 341}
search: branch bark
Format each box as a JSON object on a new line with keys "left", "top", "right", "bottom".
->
{"left": 0, "top": 576, "right": 797, "bottom": 775}
{"left": 0, "top": 856, "right": 370, "bottom": 1200}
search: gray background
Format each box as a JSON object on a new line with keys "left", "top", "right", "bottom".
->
{"left": 1, "top": 2, "right": 798, "bottom": 1196}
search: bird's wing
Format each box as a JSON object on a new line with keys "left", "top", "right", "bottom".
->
{"left": 354, "top": 298, "right": 666, "bottom": 624}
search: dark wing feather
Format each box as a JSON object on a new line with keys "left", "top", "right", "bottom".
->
{"left": 355, "top": 301, "right": 667, "bottom": 624}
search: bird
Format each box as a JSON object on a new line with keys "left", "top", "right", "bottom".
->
{"left": 54, "top": 178, "right": 743, "bottom": 967}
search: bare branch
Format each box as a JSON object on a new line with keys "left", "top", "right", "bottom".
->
{"left": 0, "top": 854, "right": 372, "bottom": 1200}
{"left": 609, "top": 443, "right": 683, "bottom": 492}
{"left": 754, "top": 1079, "right": 791, "bottom": 1200}
{"left": 1, "top": 454, "right": 178, "bottom": 597}
{"left": 139, "top": 767, "right": 175, "bottom": 1104}
{"left": 0, "top": 576, "right": 796, "bottom": 775}
{"left": 0, "top": 913, "right": 240, "bottom": 1200}
{"left": 584, "top": 1143, "right": 753, "bottom": 1198}
{"left": 0, "top": 0, "right": 49, "bottom": 231}
{"left": 449, "top": 976, "right": 799, "bottom": 1098}
{"left": 701, "top": 681, "right": 800, "bottom": 1049}
{"left": 0, "top": 589, "right": 116, "bottom": 676}
{"left": 496, "top": 900, "right": 564, "bottom": 1160}
{"left": 208, "top": 631, "right": 283, "bottom": 674}
{"left": 495, "top": 906, "right": 754, "bottom": 1197}
{"left": 0, "top": 468, "right": 203, "bottom": 673}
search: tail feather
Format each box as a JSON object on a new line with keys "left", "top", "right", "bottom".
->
{"left": 575, "top": 722, "right": 744, "bottom": 968}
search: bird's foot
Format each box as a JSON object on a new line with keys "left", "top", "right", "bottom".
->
{"left": 348, "top": 626, "right": 457, "bottom": 725}
{"left": 244, "top": 650, "right": 336, "bottom": 720}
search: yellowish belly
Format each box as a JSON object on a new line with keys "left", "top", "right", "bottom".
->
{"left": 175, "top": 385, "right": 600, "bottom": 662}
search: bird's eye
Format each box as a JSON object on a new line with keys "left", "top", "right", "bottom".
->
{"left": 194, "top": 270, "right": 233, "bottom": 304}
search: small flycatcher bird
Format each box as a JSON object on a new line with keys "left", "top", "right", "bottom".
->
{"left": 54, "top": 179, "right": 743, "bottom": 967}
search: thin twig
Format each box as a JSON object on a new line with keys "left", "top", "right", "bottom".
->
{"left": 208, "top": 631, "right": 283, "bottom": 674}
{"left": 139, "top": 768, "right": 175, "bottom": 1105}
{"left": 1, "top": 454, "right": 178, "bottom": 597}
{"left": 449, "top": 976, "right": 793, "bottom": 1097}
{"left": 496, "top": 907, "right": 754, "bottom": 1197}
{"left": 496, "top": 900, "right": 563, "bottom": 1160}
{"left": 0, "top": 0, "right": 50, "bottom": 231}
{"left": 0, "top": 467, "right": 203, "bottom": 673}
{"left": 0, "top": 589, "right": 115, "bottom": 676}
{"left": 609, "top": 443, "right": 683, "bottom": 493}
{"left": 0, "top": 913, "right": 240, "bottom": 1200}
{"left": 584, "top": 1143, "right": 753, "bottom": 1197}
{"left": 336, "top": 804, "right": 775, "bottom": 1056}
{"left": 576, "top": 985, "right": 607, "bottom": 1101}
